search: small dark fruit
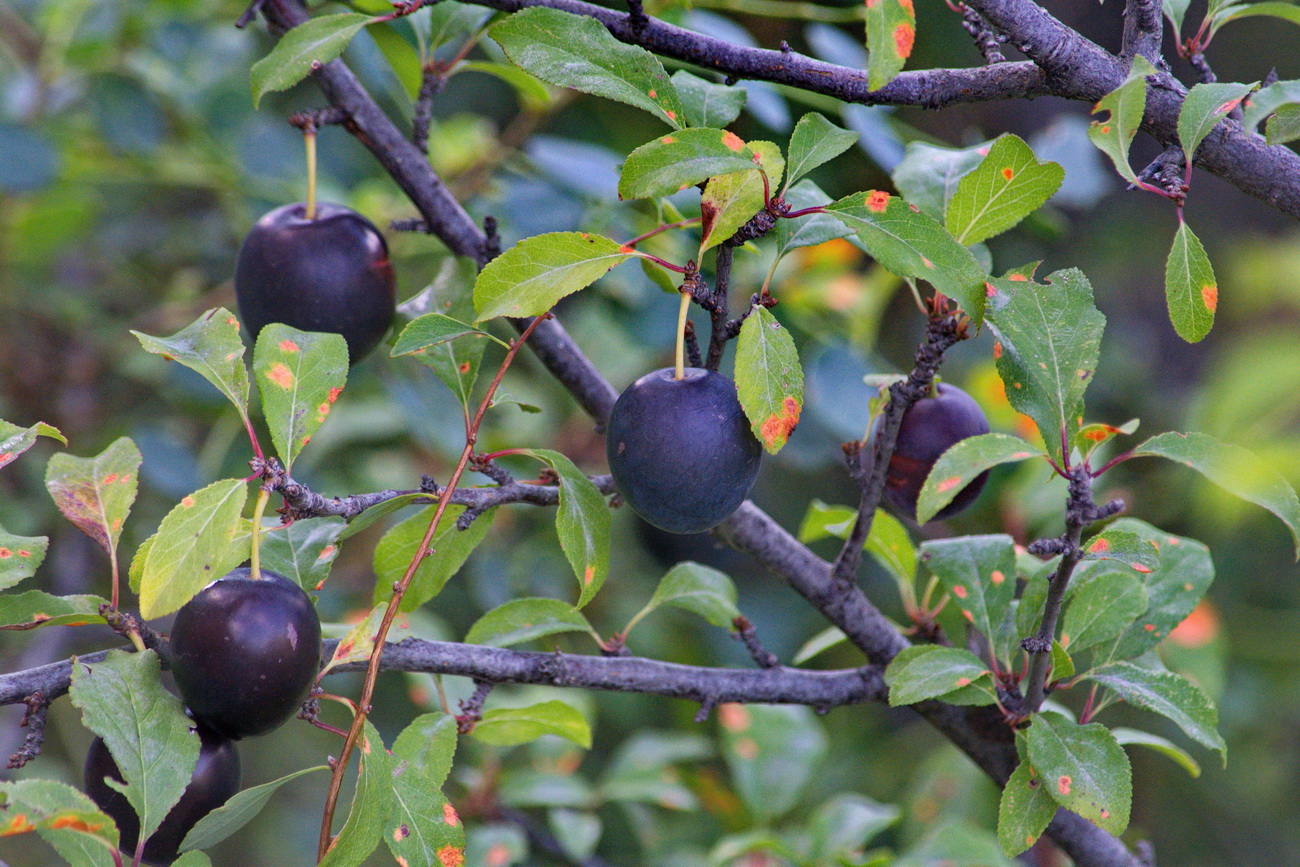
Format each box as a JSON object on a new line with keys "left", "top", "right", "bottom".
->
{"left": 867, "top": 382, "right": 991, "bottom": 522}
{"left": 169, "top": 567, "right": 321, "bottom": 740}
{"left": 606, "top": 367, "right": 762, "bottom": 534}
{"left": 84, "top": 725, "right": 240, "bottom": 866}
{"left": 235, "top": 201, "right": 396, "bottom": 364}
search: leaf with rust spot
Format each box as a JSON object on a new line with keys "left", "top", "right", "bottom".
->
{"left": 45, "top": 437, "right": 142, "bottom": 569}
{"left": 735, "top": 306, "right": 804, "bottom": 454}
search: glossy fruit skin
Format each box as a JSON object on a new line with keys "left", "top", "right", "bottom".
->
{"left": 869, "top": 382, "right": 991, "bottom": 522}
{"left": 84, "top": 725, "right": 240, "bottom": 866}
{"left": 235, "top": 201, "right": 396, "bottom": 364}
{"left": 169, "top": 567, "right": 321, "bottom": 740}
{"left": 606, "top": 367, "right": 762, "bottom": 534}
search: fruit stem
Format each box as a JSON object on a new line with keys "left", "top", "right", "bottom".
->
{"left": 304, "top": 127, "right": 318, "bottom": 221}
{"left": 674, "top": 289, "right": 691, "bottom": 380}
{"left": 249, "top": 487, "right": 271, "bottom": 581}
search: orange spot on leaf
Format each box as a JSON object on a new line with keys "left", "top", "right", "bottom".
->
{"left": 759, "top": 396, "right": 802, "bottom": 449}
{"left": 899, "top": 0, "right": 914, "bottom": 13}
{"left": 1090, "top": 538, "right": 1111, "bottom": 553}
{"left": 991, "top": 570, "right": 1005, "bottom": 584}
{"left": 719, "top": 703, "right": 750, "bottom": 732}
{"left": 937, "top": 476, "right": 962, "bottom": 493}
{"left": 953, "top": 585, "right": 968, "bottom": 599}
{"left": 1202, "top": 284, "right": 1218, "bottom": 311}
{"left": 181, "top": 497, "right": 195, "bottom": 508}
{"left": 648, "top": 89, "right": 657, "bottom": 98}
{"left": 985, "top": 282, "right": 998, "bottom": 297}
{"left": 1058, "top": 775, "right": 1072, "bottom": 795}
{"left": 279, "top": 339, "right": 301, "bottom": 353}
{"left": 439, "top": 845, "right": 467, "bottom": 867}
{"left": 865, "top": 190, "right": 890, "bottom": 212}
{"left": 893, "top": 22, "right": 915, "bottom": 57}
{"left": 266, "top": 363, "right": 295, "bottom": 389}
{"left": 583, "top": 565, "right": 595, "bottom": 585}
{"left": 993, "top": 341, "right": 1003, "bottom": 359}
{"left": 1, "top": 814, "right": 35, "bottom": 836}
{"left": 1002, "top": 167, "right": 1014, "bottom": 180}
{"left": 0, "top": 549, "right": 9, "bottom": 558}
{"left": 955, "top": 677, "right": 971, "bottom": 687}
{"left": 665, "top": 110, "right": 677, "bottom": 121}
{"left": 721, "top": 130, "right": 745, "bottom": 151}
{"left": 1008, "top": 273, "right": 1029, "bottom": 282}
{"left": 102, "top": 473, "right": 119, "bottom": 485}
{"left": 443, "top": 802, "right": 461, "bottom": 826}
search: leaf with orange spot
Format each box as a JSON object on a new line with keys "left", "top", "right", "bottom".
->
{"left": 0, "top": 526, "right": 49, "bottom": 592}
{"left": 253, "top": 324, "right": 348, "bottom": 472}
{"left": 1026, "top": 711, "right": 1131, "bottom": 835}
{"left": 0, "top": 418, "right": 65, "bottom": 472}
{"left": 945, "top": 134, "right": 1064, "bottom": 246}
{"left": 139, "top": 479, "right": 250, "bottom": 619}
{"left": 1060, "top": 569, "right": 1147, "bottom": 653}
{"left": 522, "top": 450, "right": 610, "bottom": 608}
{"left": 397, "top": 258, "right": 484, "bottom": 411}
{"left": 0, "top": 590, "right": 109, "bottom": 630}
{"left": 180, "top": 766, "right": 329, "bottom": 855}
{"left": 1073, "top": 417, "right": 1139, "bottom": 455}
{"left": 386, "top": 713, "right": 463, "bottom": 865}
{"left": 884, "top": 645, "right": 996, "bottom": 707}
{"left": 1085, "top": 662, "right": 1226, "bottom": 763}
{"left": 1177, "top": 80, "right": 1258, "bottom": 165}
{"left": 260, "top": 515, "right": 347, "bottom": 591}
{"left": 1165, "top": 221, "right": 1218, "bottom": 343}
{"left": 1087, "top": 56, "right": 1155, "bottom": 185}
{"left": 1081, "top": 529, "right": 1159, "bottom": 572}
{"left": 618, "top": 127, "right": 757, "bottom": 200}
{"left": 734, "top": 306, "right": 804, "bottom": 454}
{"left": 997, "top": 761, "right": 1057, "bottom": 857}
{"left": 865, "top": 0, "right": 916, "bottom": 90}
{"left": 0, "top": 779, "right": 119, "bottom": 861}
{"left": 133, "top": 307, "right": 251, "bottom": 423}
{"left": 699, "top": 141, "right": 783, "bottom": 254}
{"left": 44, "top": 436, "right": 141, "bottom": 571}
{"left": 920, "top": 534, "right": 1016, "bottom": 656}
{"left": 916, "top": 432, "right": 1045, "bottom": 523}
{"left": 319, "top": 720, "right": 394, "bottom": 867}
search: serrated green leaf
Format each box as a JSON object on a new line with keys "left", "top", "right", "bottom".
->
{"left": 1165, "top": 221, "right": 1218, "bottom": 343}
{"left": 671, "top": 70, "right": 746, "bottom": 128}
{"left": 472, "top": 700, "right": 592, "bottom": 748}
{"left": 1210, "top": 0, "right": 1300, "bottom": 34}
{"left": 321, "top": 602, "right": 393, "bottom": 678}
{"left": 1242, "top": 78, "right": 1300, "bottom": 131}
{"left": 1087, "top": 662, "right": 1226, "bottom": 761}
{"left": 917, "top": 433, "right": 1044, "bottom": 523}
{"left": 253, "top": 324, "right": 348, "bottom": 471}
{"left": 132, "top": 308, "right": 250, "bottom": 421}
{"left": 466, "top": 597, "right": 592, "bottom": 647}
{"left": 139, "top": 479, "right": 250, "bottom": 619}
{"left": 0, "top": 779, "right": 118, "bottom": 865}
{"left": 260, "top": 515, "right": 346, "bottom": 591}
{"left": 619, "top": 128, "right": 758, "bottom": 200}
{"left": 1177, "top": 81, "right": 1257, "bottom": 163}
{"left": 1134, "top": 431, "right": 1300, "bottom": 557}
{"left": 1111, "top": 727, "right": 1202, "bottom": 777}
{"left": 0, "top": 590, "right": 109, "bottom": 630}
{"left": 1061, "top": 570, "right": 1148, "bottom": 653}
{"left": 699, "top": 141, "right": 781, "bottom": 253}
{"left": 0, "top": 527, "right": 48, "bottom": 591}
{"left": 997, "top": 761, "right": 1057, "bottom": 857}
{"left": 181, "top": 766, "right": 329, "bottom": 853}
{"left": 70, "top": 650, "right": 199, "bottom": 846}
{"left": 984, "top": 268, "right": 1106, "bottom": 463}
{"left": 891, "top": 140, "right": 989, "bottom": 219}
{"left": 1025, "top": 711, "right": 1131, "bottom": 835}
{"left": 885, "top": 645, "right": 994, "bottom": 707}
{"left": 786, "top": 112, "right": 858, "bottom": 188}
{"left": 250, "top": 13, "right": 375, "bottom": 107}
{"left": 1266, "top": 103, "right": 1300, "bottom": 143}
{"left": 461, "top": 61, "right": 554, "bottom": 111}
{"left": 825, "top": 191, "right": 987, "bottom": 326}
{"left": 1051, "top": 640, "right": 1075, "bottom": 681}
{"left": 1087, "top": 55, "right": 1156, "bottom": 184}
{"left": 388, "top": 713, "right": 465, "bottom": 867}
{"left": 524, "top": 450, "right": 610, "bottom": 608}
{"left": 0, "top": 418, "right": 65, "bottom": 470}
{"left": 44, "top": 437, "right": 141, "bottom": 569}
{"left": 864, "top": 0, "right": 915, "bottom": 91}
{"left": 632, "top": 562, "right": 741, "bottom": 632}
{"left": 945, "top": 135, "right": 1064, "bottom": 246}
{"left": 372, "top": 504, "right": 495, "bottom": 611}
{"left": 473, "top": 232, "right": 637, "bottom": 321}
{"left": 1081, "top": 528, "right": 1160, "bottom": 572}
{"left": 774, "top": 180, "right": 853, "bottom": 257}
{"left": 920, "top": 535, "right": 1017, "bottom": 646}
{"left": 319, "top": 720, "right": 393, "bottom": 867}
{"left": 864, "top": 508, "right": 917, "bottom": 586}
{"left": 1102, "top": 519, "right": 1213, "bottom": 659}
{"left": 491, "top": 7, "right": 684, "bottom": 127}
{"left": 718, "top": 704, "right": 827, "bottom": 824}
{"left": 397, "top": 257, "right": 485, "bottom": 409}
{"left": 392, "top": 313, "right": 500, "bottom": 358}
{"left": 735, "top": 306, "right": 803, "bottom": 453}
{"left": 1074, "top": 418, "right": 1140, "bottom": 455}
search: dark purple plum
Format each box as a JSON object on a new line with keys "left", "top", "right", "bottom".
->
{"left": 84, "top": 725, "right": 240, "bottom": 866}
{"left": 868, "top": 382, "right": 991, "bottom": 522}
{"left": 606, "top": 367, "right": 762, "bottom": 534}
{"left": 169, "top": 567, "right": 321, "bottom": 740}
{"left": 235, "top": 201, "right": 395, "bottom": 364}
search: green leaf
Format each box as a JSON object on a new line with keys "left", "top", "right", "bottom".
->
{"left": 891, "top": 140, "right": 988, "bottom": 220}
{"left": 864, "top": 508, "right": 917, "bottom": 587}
{"left": 1087, "top": 55, "right": 1156, "bottom": 184}
{"left": 0, "top": 527, "right": 48, "bottom": 591}
{"left": 139, "top": 479, "right": 250, "bottom": 619}
{"left": 786, "top": 112, "right": 858, "bottom": 188}
{"left": 491, "top": 7, "right": 684, "bottom": 126}
{"left": 369, "top": 21, "right": 422, "bottom": 99}
{"left": 70, "top": 650, "right": 199, "bottom": 847}
{"left": 1211, "top": 0, "right": 1300, "bottom": 34}
{"left": 997, "top": 761, "right": 1058, "bottom": 857}
{"left": 472, "top": 700, "right": 592, "bottom": 749}
{"left": 1177, "top": 81, "right": 1257, "bottom": 163}
{"left": 44, "top": 437, "right": 141, "bottom": 567}
{"left": 1025, "top": 711, "right": 1131, "bottom": 835}
{"left": 796, "top": 499, "right": 856, "bottom": 543}
{"left": 372, "top": 504, "right": 495, "bottom": 611}
{"left": 181, "top": 766, "right": 329, "bottom": 853}
{"left": 984, "top": 268, "right": 1106, "bottom": 463}
{"left": 0, "top": 779, "right": 118, "bottom": 865}
{"left": 1165, "top": 221, "right": 1219, "bottom": 343}
{"left": 460, "top": 61, "right": 554, "bottom": 111}
{"left": 0, "top": 590, "right": 109, "bottom": 630}
{"left": 793, "top": 625, "right": 849, "bottom": 664}
{"left": 916, "top": 433, "right": 1044, "bottom": 523}
{"left": 261, "top": 516, "right": 347, "bottom": 591}
{"left": 825, "top": 191, "right": 987, "bottom": 326}
{"left": 774, "top": 180, "right": 853, "bottom": 257}
{"left": 1266, "top": 103, "right": 1300, "bottom": 143}
{"left": 388, "top": 714, "right": 465, "bottom": 867}
{"left": 864, "top": 0, "right": 916, "bottom": 91}
{"left": 1050, "top": 639, "right": 1075, "bottom": 682}
{"left": 1163, "top": 0, "right": 1194, "bottom": 33}
{"left": 547, "top": 809, "right": 600, "bottom": 862}
{"left": 1081, "top": 528, "right": 1160, "bottom": 572}
{"left": 250, "top": 13, "right": 375, "bottom": 107}
{"left": 886, "top": 645, "right": 995, "bottom": 707}
{"left": 0, "top": 418, "right": 65, "bottom": 470}
{"left": 1061, "top": 570, "right": 1148, "bottom": 654}
{"left": 397, "top": 257, "right": 485, "bottom": 410}
{"left": 619, "top": 127, "right": 758, "bottom": 200}
{"left": 321, "top": 602, "right": 397, "bottom": 678}
{"left": 735, "top": 306, "right": 803, "bottom": 453}
{"left": 806, "top": 793, "right": 899, "bottom": 861}
{"left": 132, "top": 308, "right": 250, "bottom": 421}
{"left": 1111, "top": 727, "right": 1202, "bottom": 777}
{"left": 466, "top": 597, "right": 593, "bottom": 647}
{"left": 597, "top": 731, "right": 709, "bottom": 809}
{"left": 718, "top": 704, "right": 827, "bottom": 824}
{"left": 500, "top": 771, "right": 593, "bottom": 809}
{"left": 319, "top": 720, "right": 393, "bottom": 867}
{"left": 945, "top": 134, "right": 1064, "bottom": 246}
{"left": 392, "top": 313, "right": 501, "bottom": 358}
{"left": 473, "top": 232, "right": 638, "bottom": 321}
{"left": 253, "top": 324, "right": 348, "bottom": 471}
{"left": 523, "top": 450, "right": 610, "bottom": 608}
{"left": 896, "top": 820, "right": 1018, "bottom": 867}
{"left": 1105, "top": 519, "right": 1214, "bottom": 659}
{"left": 629, "top": 561, "right": 741, "bottom": 633}
{"left": 174, "top": 851, "right": 213, "bottom": 867}
{"left": 1134, "top": 431, "right": 1300, "bottom": 557}
{"left": 1086, "top": 662, "right": 1226, "bottom": 762}
{"left": 699, "top": 141, "right": 781, "bottom": 253}
{"left": 920, "top": 535, "right": 1016, "bottom": 646}
{"left": 1242, "top": 78, "right": 1300, "bottom": 131}
{"left": 1074, "top": 418, "right": 1140, "bottom": 455}
{"left": 671, "top": 70, "right": 746, "bottom": 128}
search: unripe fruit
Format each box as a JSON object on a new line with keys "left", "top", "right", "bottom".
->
{"left": 169, "top": 567, "right": 321, "bottom": 740}
{"left": 234, "top": 201, "right": 396, "bottom": 364}
{"left": 869, "top": 382, "right": 991, "bottom": 521}
{"left": 84, "top": 726, "right": 240, "bottom": 866}
{"left": 606, "top": 367, "right": 762, "bottom": 534}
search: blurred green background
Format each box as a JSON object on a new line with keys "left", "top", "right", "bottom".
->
{"left": 2, "top": 0, "right": 1299, "bottom": 864}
